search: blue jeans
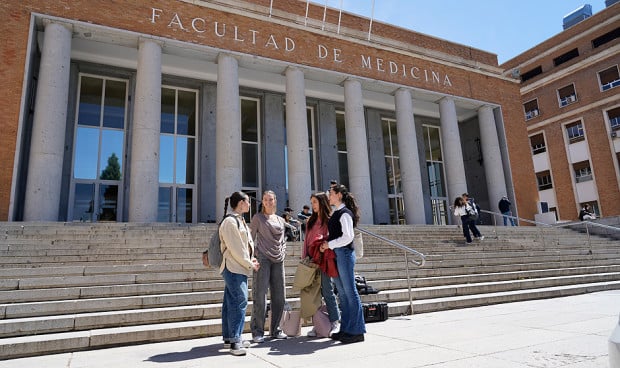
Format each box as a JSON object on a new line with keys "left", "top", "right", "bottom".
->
{"left": 250, "top": 252, "right": 286, "bottom": 338}
{"left": 502, "top": 211, "right": 516, "bottom": 226}
{"left": 332, "top": 246, "right": 366, "bottom": 335}
{"left": 461, "top": 215, "right": 482, "bottom": 243}
{"left": 321, "top": 271, "right": 340, "bottom": 322}
{"left": 221, "top": 267, "right": 248, "bottom": 344}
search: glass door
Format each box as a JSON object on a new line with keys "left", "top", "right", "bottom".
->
{"left": 158, "top": 86, "right": 198, "bottom": 223}
{"left": 70, "top": 74, "right": 127, "bottom": 222}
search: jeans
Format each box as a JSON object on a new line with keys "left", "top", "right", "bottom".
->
{"left": 221, "top": 267, "right": 248, "bottom": 344}
{"left": 332, "top": 246, "right": 366, "bottom": 335}
{"left": 320, "top": 271, "right": 340, "bottom": 322}
{"left": 502, "top": 211, "right": 516, "bottom": 226}
{"left": 461, "top": 215, "right": 482, "bottom": 243}
{"left": 250, "top": 252, "right": 286, "bottom": 338}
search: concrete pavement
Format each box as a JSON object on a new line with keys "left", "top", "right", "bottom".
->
{"left": 1, "top": 290, "right": 618, "bottom": 367}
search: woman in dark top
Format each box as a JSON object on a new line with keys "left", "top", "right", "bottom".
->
{"left": 320, "top": 184, "right": 365, "bottom": 344}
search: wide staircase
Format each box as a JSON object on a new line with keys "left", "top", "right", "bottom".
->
{"left": 1, "top": 221, "right": 620, "bottom": 359}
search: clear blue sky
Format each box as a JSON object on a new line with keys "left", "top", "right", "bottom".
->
{"left": 317, "top": 0, "right": 605, "bottom": 64}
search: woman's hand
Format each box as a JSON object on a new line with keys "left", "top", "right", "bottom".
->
{"left": 319, "top": 242, "right": 328, "bottom": 252}
{"left": 251, "top": 258, "right": 260, "bottom": 271}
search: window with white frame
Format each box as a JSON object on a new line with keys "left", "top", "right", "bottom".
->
{"left": 599, "top": 65, "right": 620, "bottom": 91}
{"left": 335, "top": 111, "right": 349, "bottom": 189}
{"left": 523, "top": 99, "right": 540, "bottom": 120}
{"left": 573, "top": 161, "right": 593, "bottom": 183}
{"left": 558, "top": 84, "right": 577, "bottom": 107}
{"left": 536, "top": 170, "right": 553, "bottom": 190}
{"left": 530, "top": 133, "right": 546, "bottom": 155}
{"left": 566, "top": 121, "right": 585, "bottom": 143}
{"left": 607, "top": 107, "right": 620, "bottom": 131}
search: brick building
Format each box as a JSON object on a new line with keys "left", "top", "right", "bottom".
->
{"left": 0, "top": 0, "right": 537, "bottom": 225}
{"left": 501, "top": 1, "right": 620, "bottom": 222}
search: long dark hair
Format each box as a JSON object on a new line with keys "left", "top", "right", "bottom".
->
{"left": 331, "top": 184, "right": 360, "bottom": 227}
{"left": 222, "top": 191, "right": 248, "bottom": 222}
{"left": 306, "top": 192, "right": 330, "bottom": 230}
{"left": 453, "top": 196, "right": 465, "bottom": 208}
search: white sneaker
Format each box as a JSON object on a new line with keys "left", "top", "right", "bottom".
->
{"left": 479, "top": 236, "right": 485, "bottom": 241}
{"left": 224, "top": 340, "right": 251, "bottom": 349}
{"left": 329, "top": 321, "right": 340, "bottom": 336}
{"left": 307, "top": 328, "right": 317, "bottom": 337}
{"left": 229, "top": 342, "right": 247, "bottom": 356}
{"left": 252, "top": 335, "right": 265, "bottom": 344}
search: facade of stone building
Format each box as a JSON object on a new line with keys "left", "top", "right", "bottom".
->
{"left": 501, "top": 2, "right": 620, "bottom": 222}
{"left": 0, "top": 0, "right": 537, "bottom": 225}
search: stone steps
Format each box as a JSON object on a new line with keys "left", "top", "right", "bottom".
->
{"left": 0, "top": 222, "right": 618, "bottom": 359}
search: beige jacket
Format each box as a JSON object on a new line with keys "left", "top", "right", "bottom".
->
{"left": 219, "top": 214, "right": 255, "bottom": 276}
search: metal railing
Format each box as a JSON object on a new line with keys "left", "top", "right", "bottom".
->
{"left": 479, "top": 209, "right": 620, "bottom": 252}
{"left": 356, "top": 227, "right": 426, "bottom": 315}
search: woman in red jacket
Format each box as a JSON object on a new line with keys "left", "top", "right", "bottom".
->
{"left": 304, "top": 191, "right": 340, "bottom": 337}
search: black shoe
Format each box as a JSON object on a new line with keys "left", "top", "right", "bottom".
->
{"left": 340, "top": 333, "right": 364, "bottom": 344}
{"left": 330, "top": 331, "right": 344, "bottom": 341}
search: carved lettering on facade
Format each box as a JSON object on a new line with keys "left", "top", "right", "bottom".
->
{"left": 150, "top": 8, "right": 451, "bottom": 87}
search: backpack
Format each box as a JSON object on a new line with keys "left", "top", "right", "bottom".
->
{"left": 202, "top": 214, "right": 241, "bottom": 268}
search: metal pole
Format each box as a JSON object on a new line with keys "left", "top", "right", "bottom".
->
{"left": 269, "top": 0, "right": 273, "bottom": 17}
{"left": 321, "top": 0, "right": 328, "bottom": 31}
{"left": 405, "top": 251, "right": 414, "bottom": 315}
{"left": 337, "top": 0, "right": 343, "bottom": 34}
{"left": 367, "top": 0, "right": 375, "bottom": 41}
{"left": 304, "top": 0, "right": 310, "bottom": 26}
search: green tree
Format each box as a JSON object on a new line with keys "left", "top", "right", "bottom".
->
{"left": 100, "top": 153, "right": 121, "bottom": 180}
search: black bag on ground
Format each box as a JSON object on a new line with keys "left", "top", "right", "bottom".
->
{"left": 355, "top": 274, "right": 379, "bottom": 295}
{"left": 362, "top": 302, "right": 388, "bottom": 322}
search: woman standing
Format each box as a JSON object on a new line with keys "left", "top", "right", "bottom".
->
{"left": 453, "top": 196, "right": 483, "bottom": 244}
{"left": 304, "top": 192, "right": 340, "bottom": 337}
{"left": 219, "top": 191, "right": 260, "bottom": 356}
{"left": 249, "top": 190, "right": 288, "bottom": 343}
{"left": 320, "top": 184, "right": 365, "bottom": 344}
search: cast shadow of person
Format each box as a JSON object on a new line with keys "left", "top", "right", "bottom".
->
{"left": 145, "top": 344, "right": 227, "bottom": 363}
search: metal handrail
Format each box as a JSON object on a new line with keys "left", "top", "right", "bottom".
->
{"left": 478, "top": 209, "right": 620, "bottom": 251}
{"left": 356, "top": 227, "right": 426, "bottom": 315}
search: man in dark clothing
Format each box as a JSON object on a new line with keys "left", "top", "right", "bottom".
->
{"left": 297, "top": 205, "right": 311, "bottom": 240}
{"left": 498, "top": 196, "right": 516, "bottom": 226}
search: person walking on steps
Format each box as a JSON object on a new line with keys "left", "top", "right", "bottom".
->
{"left": 453, "top": 195, "right": 484, "bottom": 244}
{"left": 219, "top": 191, "right": 260, "bottom": 356}
{"left": 498, "top": 196, "right": 516, "bottom": 226}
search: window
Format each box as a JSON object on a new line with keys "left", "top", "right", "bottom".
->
{"left": 423, "top": 125, "right": 448, "bottom": 225}
{"left": 553, "top": 48, "right": 579, "bottom": 66}
{"left": 521, "top": 66, "right": 543, "bottom": 82}
{"left": 530, "top": 133, "right": 546, "bottom": 155}
{"left": 573, "top": 161, "right": 592, "bottom": 183}
{"left": 536, "top": 171, "right": 553, "bottom": 190}
{"left": 71, "top": 75, "right": 127, "bottom": 222}
{"left": 566, "top": 121, "right": 585, "bottom": 143}
{"left": 523, "top": 99, "right": 540, "bottom": 120}
{"left": 335, "top": 111, "right": 349, "bottom": 189}
{"left": 607, "top": 107, "right": 620, "bottom": 131}
{"left": 558, "top": 84, "right": 577, "bottom": 107}
{"left": 592, "top": 27, "right": 620, "bottom": 48}
{"left": 158, "top": 86, "right": 198, "bottom": 223}
{"left": 599, "top": 65, "right": 620, "bottom": 91}
{"left": 382, "top": 118, "right": 404, "bottom": 225}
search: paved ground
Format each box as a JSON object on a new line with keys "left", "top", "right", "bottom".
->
{"left": 1, "top": 290, "right": 618, "bottom": 367}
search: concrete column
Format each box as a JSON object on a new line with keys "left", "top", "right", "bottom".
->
{"left": 395, "top": 89, "right": 425, "bottom": 224}
{"left": 344, "top": 79, "right": 373, "bottom": 224}
{"left": 285, "top": 67, "right": 312, "bottom": 213}
{"left": 479, "top": 105, "right": 508, "bottom": 221}
{"left": 439, "top": 97, "right": 467, "bottom": 204}
{"left": 215, "top": 53, "right": 242, "bottom": 220}
{"left": 128, "top": 38, "right": 162, "bottom": 222}
{"left": 24, "top": 21, "right": 72, "bottom": 221}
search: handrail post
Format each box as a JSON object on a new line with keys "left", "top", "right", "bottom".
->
{"left": 586, "top": 222, "right": 592, "bottom": 255}
{"left": 405, "top": 251, "right": 414, "bottom": 315}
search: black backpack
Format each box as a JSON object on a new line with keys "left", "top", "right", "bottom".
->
{"left": 202, "top": 214, "right": 240, "bottom": 268}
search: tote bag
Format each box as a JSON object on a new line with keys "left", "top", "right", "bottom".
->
{"left": 293, "top": 258, "right": 318, "bottom": 290}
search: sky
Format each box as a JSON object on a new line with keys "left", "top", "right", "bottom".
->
{"left": 314, "top": 0, "right": 605, "bottom": 64}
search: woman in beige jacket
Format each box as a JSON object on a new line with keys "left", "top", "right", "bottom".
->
{"left": 219, "top": 191, "right": 260, "bottom": 356}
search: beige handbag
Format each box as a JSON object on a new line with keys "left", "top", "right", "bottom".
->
{"left": 292, "top": 257, "right": 318, "bottom": 290}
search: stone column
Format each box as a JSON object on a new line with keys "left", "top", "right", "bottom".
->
{"left": 215, "top": 53, "right": 242, "bottom": 220}
{"left": 128, "top": 38, "right": 162, "bottom": 222}
{"left": 344, "top": 79, "right": 373, "bottom": 224}
{"left": 395, "top": 89, "right": 425, "bottom": 224}
{"left": 479, "top": 105, "right": 508, "bottom": 222}
{"left": 24, "top": 21, "right": 72, "bottom": 221}
{"left": 439, "top": 97, "right": 467, "bottom": 204}
{"left": 285, "top": 67, "right": 312, "bottom": 213}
